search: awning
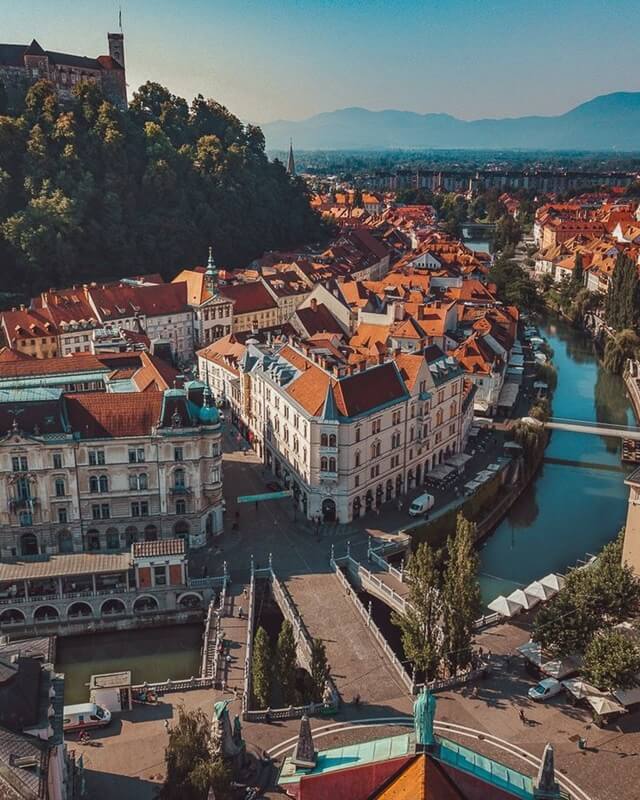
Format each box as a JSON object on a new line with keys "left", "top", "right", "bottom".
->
{"left": 445, "top": 453, "right": 472, "bottom": 470}
{"left": 541, "top": 655, "right": 582, "bottom": 680}
{"left": 518, "top": 640, "right": 543, "bottom": 666}
{"left": 473, "top": 399, "right": 490, "bottom": 413}
{"left": 486, "top": 463, "right": 502, "bottom": 472}
{"left": 612, "top": 681, "right": 640, "bottom": 707}
{"left": 427, "top": 464, "right": 457, "bottom": 481}
{"left": 524, "top": 580, "right": 557, "bottom": 601}
{"left": 464, "top": 480, "right": 482, "bottom": 493}
{"left": 507, "top": 588, "right": 540, "bottom": 610}
{"left": 586, "top": 695, "right": 627, "bottom": 716}
{"left": 488, "top": 595, "right": 523, "bottom": 617}
{"left": 540, "top": 573, "right": 566, "bottom": 593}
{"left": 498, "top": 382, "right": 519, "bottom": 408}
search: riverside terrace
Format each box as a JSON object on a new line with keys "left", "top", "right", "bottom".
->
{"left": 0, "top": 539, "right": 223, "bottom": 635}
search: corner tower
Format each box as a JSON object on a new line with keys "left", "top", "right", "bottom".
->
{"left": 108, "top": 32, "right": 125, "bottom": 67}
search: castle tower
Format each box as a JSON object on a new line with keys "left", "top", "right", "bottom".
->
{"left": 286, "top": 139, "right": 296, "bottom": 177}
{"left": 108, "top": 32, "right": 125, "bottom": 67}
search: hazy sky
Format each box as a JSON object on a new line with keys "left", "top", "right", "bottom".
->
{"left": 4, "top": 0, "right": 640, "bottom": 123}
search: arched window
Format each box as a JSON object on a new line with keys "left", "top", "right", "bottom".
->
{"left": 105, "top": 528, "right": 120, "bottom": 550}
{"left": 320, "top": 433, "right": 328, "bottom": 447}
{"left": 449, "top": 401, "right": 457, "bottom": 418}
{"left": 139, "top": 473, "right": 148, "bottom": 490}
{"left": 320, "top": 456, "right": 328, "bottom": 471}
{"left": 89, "top": 475, "right": 99, "bottom": 492}
{"left": 125, "top": 526, "right": 138, "bottom": 545}
{"left": 99, "top": 475, "right": 109, "bottom": 493}
{"left": 355, "top": 450, "right": 361, "bottom": 467}
{"left": 144, "top": 524, "right": 158, "bottom": 541}
{"left": 329, "top": 434, "right": 336, "bottom": 447}
{"left": 328, "top": 457, "right": 336, "bottom": 472}
{"left": 436, "top": 409, "right": 443, "bottom": 427}
{"left": 174, "top": 520, "right": 189, "bottom": 539}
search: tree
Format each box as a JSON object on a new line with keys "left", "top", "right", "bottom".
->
{"left": 251, "top": 626, "right": 272, "bottom": 709}
{"left": 603, "top": 329, "right": 640, "bottom": 375}
{"left": 277, "top": 620, "right": 298, "bottom": 705}
{"left": 441, "top": 515, "right": 481, "bottom": 675}
{"left": 605, "top": 253, "right": 640, "bottom": 331}
{"left": 160, "top": 707, "right": 231, "bottom": 800}
{"left": 584, "top": 630, "right": 640, "bottom": 691}
{"left": 309, "top": 638, "right": 328, "bottom": 703}
{"left": 533, "top": 533, "right": 640, "bottom": 656}
{"left": 570, "top": 251, "right": 584, "bottom": 292}
{"left": 392, "top": 542, "right": 442, "bottom": 681}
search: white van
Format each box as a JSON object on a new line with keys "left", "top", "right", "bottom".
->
{"left": 63, "top": 703, "right": 111, "bottom": 733}
{"left": 408, "top": 493, "right": 435, "bottom": 516}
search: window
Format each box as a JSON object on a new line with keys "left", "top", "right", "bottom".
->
{"left": 212, "top": 443, "right": 220, "bottom": 457}
{"left": 58, "top": 507, "right": 68, "bottom": 523}
{"left": 321, "top": 456, "right": 328, "bottom": 471}
{"left": 328, "top": 457, "right": 336, "bottom": 472}
{"left": 54, "top": 478, "right": 65, "bottom": 497}
{"left": 355, "top": 475, "right": 360, "bottom": 487}
{"left": 174, "top": 468, "right": 185, "bottom": 489}
{"left": 321, "top": 433, "right": 328, "bottom": 447}
{"left": 174, "top": 446, "right": 183, "bottom": 462}
{"left": 129, "top": 448, "right": 145, "bottom": 464}
{"left": 329, "top": 434, "right": 336, "bottom": 447}
{"left": 99, "top": 475, "right": 109, "bottom": 493}
{"left": 89, "top": 476, "right": 99, "bottom": 493}
{"left": 53, "top": 453, "right": 62, "bottom": 469}
{"left": 154, "top": 566, "right": 167, "bottom": 586}
{"left": 176, "top": 499, "right": 186, "bottom": 515}
{"left": 131, "top": 501, "right": 149, "bottom": 517}
{"left": 392, "top": 410, "right": 401, "bottom": 425}
{"left": 11, "top": 456, "right": 28, "bottom": 472}
{"left": 355, "top": 427, "right": 361, "bottom": 443}
{"left": 106, "top": 530, "right": 120, "bottom": 549}
{"left": 129, "top": 473, "right": 148, "bottom": 491}
{"left": 89, "top": 450, "right": 105, "bottom": 466}
{"left": 211, "top": 466, "right": 221, "bottom": 484}
{"left": 370, "top": 441, "right": 381, "bottom": 458}
{"left": 355, "top": 450, "right": 361, "bottom": 467}
{"left": 371, "top": 419, "right": 381, "bottom": 435}
{"left": 91, "top": 503, "right": 110, "bottom": 520}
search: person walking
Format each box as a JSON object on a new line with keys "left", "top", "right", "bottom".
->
{"left": 519, "top": 708, "right": 527, "bottom": 725}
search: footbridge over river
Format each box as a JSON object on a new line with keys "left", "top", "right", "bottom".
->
{"left": 544, "top": 417, "right": 640, "bottom": 441}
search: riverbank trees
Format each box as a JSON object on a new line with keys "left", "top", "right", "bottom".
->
{"left": 532, "top": 534, "right": 640, "bottom": 657}
{"left": 605, "top": 253, "right": 640, "bottom": 332}
{"left": 584, "top": 630, "right": 640, "bottom": 691}
{"left": 603, "top": 329, "right": 640, "bottom": 375}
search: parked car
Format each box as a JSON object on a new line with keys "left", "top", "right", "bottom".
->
{"left": 528, "top": 678, "right": 563, "bottom": 702}
{"left": 408, "top": 493, "right": 435, "bottom": 516}
{"left": 63, "top": 703, "right": 112, "bottom": 733}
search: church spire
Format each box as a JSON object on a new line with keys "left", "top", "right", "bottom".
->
{"left": 205, "top": 245, "right": 218, "bottom": 295}
{"left": 286, "top": 139, "right": 296, "bottom": 176}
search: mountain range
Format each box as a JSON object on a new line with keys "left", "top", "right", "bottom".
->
{"left": 262, "top": 92, "right": 640, "bottom": 152}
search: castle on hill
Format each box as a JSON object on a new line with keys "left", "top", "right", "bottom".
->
{"left": 0, "top": 32, "right": 127, "bottom": 111}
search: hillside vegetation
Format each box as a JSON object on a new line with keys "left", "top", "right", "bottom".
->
{"left": 0, "top": 80, "right": 323, "bottom": 295}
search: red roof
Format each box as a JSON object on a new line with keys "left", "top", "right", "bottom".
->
{"left": 132, "top": 539, "right": 185, "bottom": 558}
{"left": 65, "top": 392, "right": 163, "bottom": 438}
{"left": 88, "top": 282, "right": 189, "bottom": 321}
{"left": 220, "top": 282, "right": 278, "bottom": 314}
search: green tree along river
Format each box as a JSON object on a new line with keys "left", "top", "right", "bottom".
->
{"left": 478, "top": 316, "right": 634, "bottom": 604}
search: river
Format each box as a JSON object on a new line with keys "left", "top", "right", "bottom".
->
{"left": 478, "top": 316, "right": 634, "bottom": 605}
{"left": 56, "top": 623, "right": 203, "bottom": 704}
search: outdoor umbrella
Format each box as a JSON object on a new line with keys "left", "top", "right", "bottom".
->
{"left": 488, "top": 595, "right": 523, "bottom": 617}
{"left": 539, "top": 573, "right": 566, "bottom": 593}
{"left": 562, "top": 678, "right": 605, "bottom": 701}
{"left": 507, "top": 588, "right": 540, "bottom": 611}
{"left": 587, "top": 695, "right": 626, "bottom": 716}
{"left": 517, "top": 640, "right": 543, "bottom": 666}
{"left": 524, "top": 580, "right": 557, "bottom": 601}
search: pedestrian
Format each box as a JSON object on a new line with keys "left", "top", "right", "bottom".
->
{"left": 519, "top": 708, "right": 526, "bottom": 725}
{"left": 243, "top": 587, "right": 248, "bottom": 599}
{"left": 238, "top": 606, "right": 243, "bottom": 619}
{"left": 163, "top": 719, "right": 169, "bottom": 732}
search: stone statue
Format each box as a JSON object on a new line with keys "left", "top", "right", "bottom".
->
{"left": 413, "top": 687, "right": 437, "bottom": 748}
{"left": 210, "top": 700, "right": 243, "bottom": 759}
{"left": 291, "top": 714, "right": 316, "bottom": 769}
{"left": 322, "top": 680, "right": 334, "bottom": 706}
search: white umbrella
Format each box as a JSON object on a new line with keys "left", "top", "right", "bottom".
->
{"left": 562, "top": 678, "right": 605, "bottom": 700}
{"left": 587, "top": 695, "right": 626, "bottom": 716}
{"left": 525, "top": 580, "right": 557, "bottom": 601}
{"left": 507, "top": 588, "right": 540, "bottom": 610}
{"left": 488, "top": 595, "right": 523, "bottom": 618}
{"left": 540, "top": 573, "right": 565, "bottom": 593}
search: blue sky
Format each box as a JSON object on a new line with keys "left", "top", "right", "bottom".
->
{"left": 4, "top": 1, "right": 640, "bottom": 122}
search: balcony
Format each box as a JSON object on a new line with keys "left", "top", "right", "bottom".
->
{"left": 319, "top": 470, "right": 339, "bottom": 483}
{"left": 169, "top": 486, "right": 192, "bottom": 496}
{"left": 8, "top": 497, "right": 38, "bottom": 513}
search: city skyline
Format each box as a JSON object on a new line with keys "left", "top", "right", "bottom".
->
{"left": 4, "top": 0, "right": 640, "bottom": 123}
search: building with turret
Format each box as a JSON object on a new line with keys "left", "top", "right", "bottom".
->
{"left": 0, "top": 33, "right": 127, "bottom": 111}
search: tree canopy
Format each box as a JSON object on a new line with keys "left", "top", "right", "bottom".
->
{"left": 0, "top": 79, "right": 324, "bottom": 296}
{"left": 584, "top": 630, "right": 640, "bottom": 692}
{"left": 605, "top": 252, "right": 640, "bottom": 332}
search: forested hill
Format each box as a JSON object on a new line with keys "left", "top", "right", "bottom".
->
{"left": 0, "top": 80, "right": 324, "bottom": 297}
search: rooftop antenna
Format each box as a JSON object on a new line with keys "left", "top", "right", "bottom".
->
{"left": 119, "top": 5, "right": 123, "bottom": 33}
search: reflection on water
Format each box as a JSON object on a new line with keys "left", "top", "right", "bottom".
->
{"left": 479, "top": 317, "right": 633, "bottom": 604}
{"left": 56, "top": 623, "right": 203, "bottom": 704}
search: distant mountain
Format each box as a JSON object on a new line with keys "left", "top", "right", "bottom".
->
{"left": 262, "top": 93, "right": 640, "bottom": 151}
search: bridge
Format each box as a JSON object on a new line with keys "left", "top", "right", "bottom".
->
{"left": 545, "top": 417, "right": 640, "bottom": 441}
